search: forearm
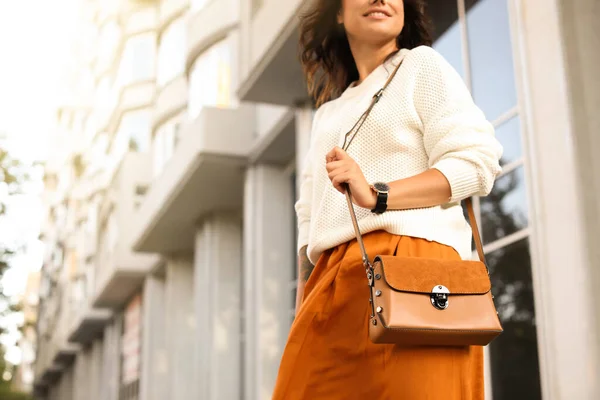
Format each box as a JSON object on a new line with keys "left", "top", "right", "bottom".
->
{"left": 295, "top": 245, "right": 315, "bottom": 314}
{"left": 386, "top": 168, "right": 452, "bottom": 210}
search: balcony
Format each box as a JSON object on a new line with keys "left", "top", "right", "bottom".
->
{"left": 248, "top": 108, "right": 296, "bottom": 165}
{"left": 123, "top": 4, "right": 158, "bottom": 37}
{"left": 159, "top": 0, "right": 189, "bottom": 32}
{"left": 132, "top": 105, "right": 254, "bottom": 253}
{"left": 153, "top": 75, "right": 187, "bottom": 130}
{"left": 68, "top": 306, "right": 112, "bottom": 344}
{"left": 93, "top": 152, "right": 159, "bottom": 308}
{"left": 107, "top": 80, "right": 156, "bottom": 137}
{"left": 52, "top": 343, "right": 79, "bottom": 366}
{"left": 237, "top": 0, "right": 309, "bottom": 106}
{"left": 68, "top": 277, "right": 112, "bottom": 344}
{"left": 38, "top": 363, "right": 64, "bottom": 387}
{"left": 185, "top": 0, "right": 238, "bottom": 73}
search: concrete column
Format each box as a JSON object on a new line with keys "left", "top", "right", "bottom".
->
{"left": 72, "top": 346, "right": 90, "bottom": 400}
{"left": 243, "top": 165, "right": 295, "bottom": 400}
{"left": 140, "top": 274, "right": 168, "bottom": 400}
{"left": 58, "top": 366, "right": 74, "bottom": 400}
{"left": 89, "top": 339, "right": 104, "bottom": 400}
{"left": 102, "top": 316, "right": 122, "bottom": 400}
{"left": 194, "top": 213, "right": 243, "bottom": 400}
{"left": 512, "top": 0, "right": 599, "bottom": 398}
{"left": 165, "top": 255, "right": 195, "bottom": 400}
{"left": 48, "top": 383, "right": 58, "bottom": 400}
{"left": 555, "top": 1, "right": 600, "bottom": 387}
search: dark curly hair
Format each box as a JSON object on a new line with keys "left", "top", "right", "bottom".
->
{"left": 299, "top": 0, "right": 433, "bottom": 106}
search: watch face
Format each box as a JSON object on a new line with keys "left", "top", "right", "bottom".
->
{"left": 373, "top": 182, "right": 390, "bottom": 193}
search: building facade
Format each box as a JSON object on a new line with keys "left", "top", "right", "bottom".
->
{"left": 33, "top": 0, "right": 599, "bottom": 399}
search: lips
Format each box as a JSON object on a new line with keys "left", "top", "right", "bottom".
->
{"left": 363, "top": 8, "right": 391, "bottom": 17}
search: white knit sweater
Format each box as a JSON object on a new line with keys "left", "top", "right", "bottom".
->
{"left": 295, "top": 46, "right": 503, "bottom": 264}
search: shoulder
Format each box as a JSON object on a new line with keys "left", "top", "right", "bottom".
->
{"left": 312, "top": 96, "right": 341, "bottom": 127}
{"left": 400, "top": 46, "right": 460, "bottom": 80}
{"left": 401, "top": 45, "right": 448, "bottom": 69}
{"left": 400, "top": 46, "right": 465, "bottom": 89}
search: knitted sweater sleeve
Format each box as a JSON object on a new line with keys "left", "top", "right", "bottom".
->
{"left": 411, "top": 46, "right": 503, "bottom": 202}
{"left": 294, "top": 105, "right": 325, "bottom": 253}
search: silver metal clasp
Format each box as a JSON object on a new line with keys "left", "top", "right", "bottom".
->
{"left": 431, "top": 285, "right": 450, "bottom": 310}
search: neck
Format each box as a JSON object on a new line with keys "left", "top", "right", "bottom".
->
{"left": 349, "top": 39, "right": 398, "bottom": 85}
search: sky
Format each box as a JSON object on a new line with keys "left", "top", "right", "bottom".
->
{"left": 0, "top": 0, "right": 80, "bottom": 366}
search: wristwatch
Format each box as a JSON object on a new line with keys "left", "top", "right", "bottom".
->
{"left": 370, "top": 182, "right": 390, "bottom": 214}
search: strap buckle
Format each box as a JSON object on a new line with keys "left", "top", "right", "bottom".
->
{"left": 364, "top": 258, "right": 374, "bottom": 287}
{"left": 373, "top": 89, "right": 383, "bottom": 103}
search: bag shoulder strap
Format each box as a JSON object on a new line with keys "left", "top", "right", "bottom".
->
{"left": 341, "top": 55, "right": 488, "bottom": 271}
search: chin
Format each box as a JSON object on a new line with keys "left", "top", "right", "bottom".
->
{"left": 357, "top": 28, "right": 399, "bottom": 46}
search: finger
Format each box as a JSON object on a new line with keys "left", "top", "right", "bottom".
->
{"left": 331, "top": 172, "right": 351, "bottom": 192}
{"left": 327, "top": 166, "right": 351, "bottom": 181}
{"left": 325, "top": 160, "right": 346, "bottom": 172}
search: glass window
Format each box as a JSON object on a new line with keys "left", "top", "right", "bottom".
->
{"left": 428, "top": 0, "right": 465, "bottom": 80}
{"left": 98, "top": 20, "right": 121, "bottom": 71}
{"left": 115, "top": 33, "right": 156, "bottom": 89}
{"left": 495, "top": 116, "right": 522, "bottom": 166}
{"left": 152, "top": 120, "right": 178, "bottom": 178}
{"left": 188, "top": 37, "right": 233, "bottom": 120}
{"left": 157, "top": 18, "right": 186, "bottom": 87}
{"left": 486, "top": 239, "right": 542, "bottom": 400}
{"left": 467, "top": 0, "right": 517, "bottom": 121}
{"left": 96, "top": 77, "right": 111, "bottom": 110}
{"left": 113, "top": 110, "right": 152, "bottom": 163}
{"left": 480, "top": 166, "right": 528, "bottom": 244}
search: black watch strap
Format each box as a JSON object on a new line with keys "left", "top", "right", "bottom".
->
{"left": 371, "top": 191, "right": 388, "bottom": 214}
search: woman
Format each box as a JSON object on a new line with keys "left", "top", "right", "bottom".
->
{"left": 273, "top": 0, "right": 503, "bottom": 399}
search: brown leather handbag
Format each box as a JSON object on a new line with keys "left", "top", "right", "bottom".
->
{"left": 342, "top": 55, "right": 503, "bottom": 347}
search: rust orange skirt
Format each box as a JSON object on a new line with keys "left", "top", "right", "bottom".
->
{"left": 272, "top": 231, "right": 484, "bottom": 400}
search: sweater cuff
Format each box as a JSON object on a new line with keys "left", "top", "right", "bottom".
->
{"left": 431, "top": 158, "right": 480, "bottom": 202}
{"left": 297, "top": 221, "right": 310, "bottom": 253}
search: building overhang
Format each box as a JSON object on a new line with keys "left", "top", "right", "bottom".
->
{"left": 237, "top": 9, "right": 309, "bottom": 107}
{"left": 68, "top": 308, "right": 112, "bottom": 345}
{"left": 93, "top": 251, "right": 159, "bottom": 308}
{"left": 52, "top": 343, "right": 80, "bottom": 366}
{"left": 93, "top": 152, "right": 159, "bottom": 308}
{"left": 248, "top": 108, "right": 296, "bottom": 166}
{"left": 132, "top": 105, "right": 254, "bottom": 253}
{"left": 39, "top": 363, "right": 64, "bottom": 385}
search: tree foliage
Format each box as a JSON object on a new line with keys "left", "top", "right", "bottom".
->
{"left": 0, "top": 144, "right": 29, "bottom": 335}
{"left": 0, "top": 346, "right": 33, "bottom": 400}
{"left": 0, "top": 143, "right": 34, "bottom": 398}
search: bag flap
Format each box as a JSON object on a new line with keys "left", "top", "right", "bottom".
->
{"left": 374, "top": 255, "right": 491, "bottom": 295}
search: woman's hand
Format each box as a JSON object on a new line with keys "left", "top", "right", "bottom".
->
{"left": 325, "top": 146, "right": 377, "bottom": 210}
